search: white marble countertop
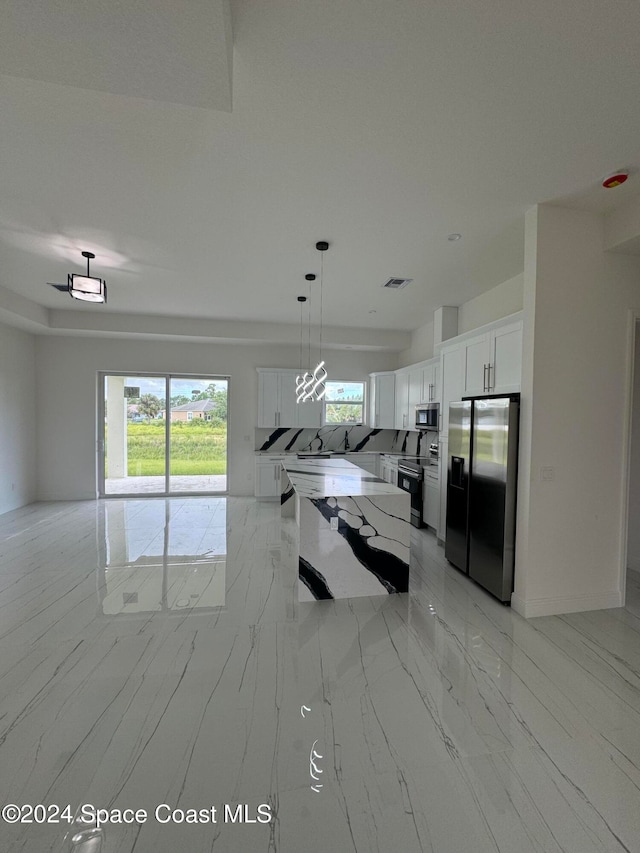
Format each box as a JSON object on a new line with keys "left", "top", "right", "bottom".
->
{"left": 256, "top": 450, "right": 426, "bottom": 458}
{"left": 282, "top": 457, "right": 405, "bottom": 498}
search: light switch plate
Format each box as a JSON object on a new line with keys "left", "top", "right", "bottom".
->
{"left": 541, "top": 467, "right": 554, "bottom": 481}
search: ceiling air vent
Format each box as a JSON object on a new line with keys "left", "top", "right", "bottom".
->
{"left": 382, "top": 277, "right": 413, "bottom": 289}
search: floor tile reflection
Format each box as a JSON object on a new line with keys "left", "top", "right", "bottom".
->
{"left": 0, "top": 497, "right": 639, "bottom": 852}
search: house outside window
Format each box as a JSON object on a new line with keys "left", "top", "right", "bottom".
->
{"left": 323, "top": 381, "right": 365, "bottom": 424}
{"left": 187, "top": 412, "right": 193, "bottom": 421}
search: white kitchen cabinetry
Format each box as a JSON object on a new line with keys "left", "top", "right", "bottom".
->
{"left": 422, "top": 360, "right": 440, "bottom": 403}
{"left": 438, "top": 315, "right": 522, "bottom": 437}
{"left": 393, "top": 357, "right": 440, "bottom": 431}
{"left": 380, "top": 455, "right": 399, "bottom": 485}
{"left": 369, "top": 372, "right": 396, "bottom": 428}
{"left": 463, "top": 333, "right": 491, "bottom": 397}
{"left": 394, "top": 372, "right": 410, "bottom": 430}
{"left": 408, "top": 367, "right": 424, "bottom": 414}
{"left": 257, "top": 369, "right": 322, "bottom": 428}
{"left": 462, "top": 321, "right": 523, "bottom": 397}
{"left": 439, "top": 345, "right": 464, "bottom": 437}
{"left": 490, "top": 322, "right": 522, "bottom": 394}
{"left": 438, "top": 438, "right": 448, "bottom": 543}
{"left": 255, "top": 455, "right": 286, "bottom": 499}
{"left": 423, "top": 468, "right": 440, "bottom": 531}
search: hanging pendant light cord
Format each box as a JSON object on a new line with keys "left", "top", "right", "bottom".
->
{"left": 319, "top": 250, "right": 324, "bottom": 367}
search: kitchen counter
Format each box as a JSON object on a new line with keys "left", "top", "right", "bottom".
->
{"left": 255, "top": 449, "right": 429, "bottom": 457}
{"left": 281, "top": 457, "right": 410, "bottom": 601}
{"left": 280, "top": 457, "right": 405, "bottom": 497}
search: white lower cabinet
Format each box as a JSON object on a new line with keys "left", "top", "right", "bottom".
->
{"left": 423, "top": 469, "right": 440, "bottom": 531}
{"left": 380, "top": 456, "right": 399, "bottom": 485}
{"left": 255, "top": 456, "right": 285, "bottom": 498}
{"left": 438, "top": 439, "right": 448, "bottom": 542}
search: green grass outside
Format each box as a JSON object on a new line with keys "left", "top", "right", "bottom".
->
{"left": 106, "top": 421, "right": 227, "bottom": 477}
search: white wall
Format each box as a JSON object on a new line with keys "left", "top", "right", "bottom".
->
{"left": 627, "top": 326, "right": 640, "bottom": 572}
{"left": 397, "top": 321, "right": 434, "bottom": 367}
{"left": 457, "top": 273, "right": 523, "bottom": 334}
{"left": 514, "top": 204, "right": 640, "bottom": 617}
{"left": 0, "top": 322, "right": 36, "bottom": 514}
{"left": 397, "top": 273, "right": 524, "bottom": 368}
{"left": 34, "top": 335, "right": 396, "bottom": 500}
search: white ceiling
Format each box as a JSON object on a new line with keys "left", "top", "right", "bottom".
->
{"left": 1, "top": 0, "right": 640, "bottom": 335}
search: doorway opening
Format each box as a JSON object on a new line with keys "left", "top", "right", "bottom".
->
{"left": 98, "top": 373, "right": 229, "bottom": 496}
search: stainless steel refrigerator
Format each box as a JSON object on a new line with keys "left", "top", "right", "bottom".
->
{"left": 445, "top": 395, "right": 519, "bottom": 603}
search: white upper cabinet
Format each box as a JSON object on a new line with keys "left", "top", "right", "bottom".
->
{"left": 463, "top": 333, "right": 491, "bottom": 397}
{"left": 408, "top": 367, "right": 424, "bottom": 412}
{"left": 440, "top": 345, "right": 465, "bottom": 436}
{"left": 438, "top": 314, "right": 522, "bottom": 437}
{"left": 393, "top": 356, "right": 440, "bottom": 431}
{"left": 257, "top": 369, "right": 322, "bottom": 428}
{"left": 490, "top": 322, "right": 522, "bottom": 394}
{"left": 461, "top": 321, "right": 522, "bottom": 397}
{"left": 394, "top": 371, "right": 410, "bottom": 430}
{"left": 369, "top": 372, "right": 395, "bottom": 428}
{"left": 422, "top": 359, "right": 440, "bottom": 403}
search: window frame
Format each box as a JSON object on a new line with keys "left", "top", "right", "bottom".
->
{"left": 322, "top": 380, "right": 366, "bottom": 426}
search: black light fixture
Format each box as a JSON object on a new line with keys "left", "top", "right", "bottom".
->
{"left": 68, "top": 251, "right": 107, "bottom": 303}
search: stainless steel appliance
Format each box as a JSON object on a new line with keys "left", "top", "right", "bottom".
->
{"left": 415, "top": 402, "right": 439, "bottom": 430}
{"left": 428, "top": 441, "right": 439, "bottom": 461}
{"left": 445, "top": 394, "right": 519, "bottom": 603}
{"left": 397, "top": 460, "right": 424, "bottom": 527}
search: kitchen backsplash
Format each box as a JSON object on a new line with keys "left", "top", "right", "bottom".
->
{"left": 255, "top": 426, "right": 437, "bottom": 455}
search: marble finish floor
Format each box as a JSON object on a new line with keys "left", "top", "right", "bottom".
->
{"left": 1, "top": 497, "right": 639, "bottom": 852}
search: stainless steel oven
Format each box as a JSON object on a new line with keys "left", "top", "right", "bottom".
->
{"left": 397, "top": 461, "right": 424, "bottom": 527}
{"left": 415, "top": 402, "right": 439, "bottom": 430}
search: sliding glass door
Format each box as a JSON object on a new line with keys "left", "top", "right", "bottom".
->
{"left": 98, "top": 373, "right": 228, "bottom": 497}
{"left": 168, "top": 377, "right": 228, "bottom": 494}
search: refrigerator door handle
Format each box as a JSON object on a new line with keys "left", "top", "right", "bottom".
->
{"left": 451, "top": 456, "right": 465, "bottom": 489}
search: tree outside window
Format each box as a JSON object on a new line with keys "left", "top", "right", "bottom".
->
{"left": 323, "top": 381, "right": 365, "bottom": 424}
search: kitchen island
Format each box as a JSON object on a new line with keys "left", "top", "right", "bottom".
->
{"left": 281, "top": 457, "right": 410, "bottom": 601}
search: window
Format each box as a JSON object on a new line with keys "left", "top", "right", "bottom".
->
{"left": 187, "top": 412, "right": 193, "bottom": 421}
{"left": 323, "top": 381, "right": 365, "bottom": 424}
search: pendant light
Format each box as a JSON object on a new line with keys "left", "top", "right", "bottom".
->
{"left": 310, "top": 241, "right": 329, "bottom": 401}
{"left": 295, "top": 242, "right": 329, "bottom": 402}
{"left": 68, "top": 251, "right": 107, "bottom": 303}
{"left": 295, "top": 295, "right": 311, "bottom": 403}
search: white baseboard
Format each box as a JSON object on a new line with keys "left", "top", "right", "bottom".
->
{"left": 511, "top": 589, "right": 623, "bottom": 618}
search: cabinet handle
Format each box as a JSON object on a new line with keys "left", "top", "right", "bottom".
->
{"left": 403, "top": 413, "right": 406, "bottom": 428}
{"left": 488, "top": 363, "right": 493, "bottom": 391}
{"left": 483, "top": 364, "right": 488, "bottom": 393}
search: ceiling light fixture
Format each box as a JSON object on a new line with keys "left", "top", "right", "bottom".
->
{"left": 447, "top": 233, "right": 462, "bottom": 242}
{"left": 68, "top": 251, "right": 107, "bottom": 303}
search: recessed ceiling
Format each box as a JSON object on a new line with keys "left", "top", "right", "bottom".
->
{"left": 1, "top": 0, "right": 640, "bottom": 334}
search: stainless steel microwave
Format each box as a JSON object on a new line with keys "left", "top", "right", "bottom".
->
{"left": 415, "top": 402, "right": 439, "bottom": 430}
